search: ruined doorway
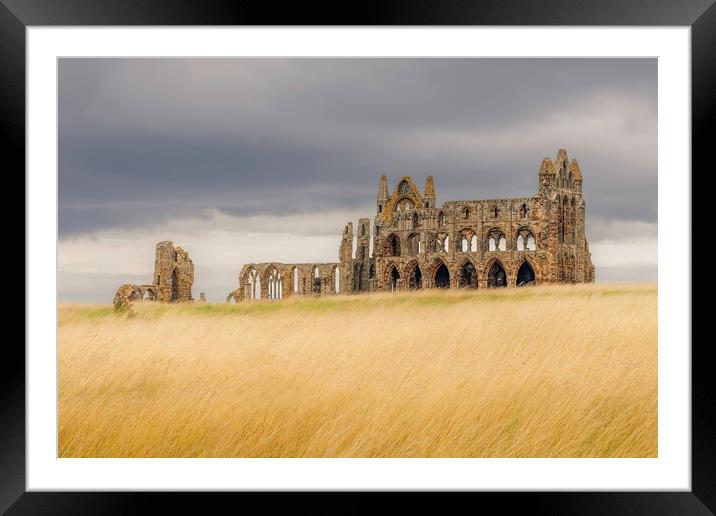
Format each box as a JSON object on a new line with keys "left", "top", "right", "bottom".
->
{"left": 407, "top": 264, "right": 422, "bottom": 289}
{"left": 517, "top": 261, "right": 535, "bottom": 286}
{"left": 434, "top": 263, "right": 450, "bottom": 288}
{"left": 459, "top": 262, "right": 477, "bottom": 288}
{"left": 487, "top": 262, "right": 507, "bottom": 287}
{"left": 388, "top": 267, "right": 400, "bottom": 291}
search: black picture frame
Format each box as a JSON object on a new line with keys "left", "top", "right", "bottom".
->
{"left": 4, "top": 0, "right": 709, "bottom": 513}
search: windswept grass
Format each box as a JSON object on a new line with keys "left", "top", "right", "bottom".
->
{"left": 58, "top": 283, "right": 657, "bottom": 458}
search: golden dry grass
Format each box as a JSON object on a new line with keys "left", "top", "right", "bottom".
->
{"left": 58, "top": 283, "right": 657, "bottom": 458}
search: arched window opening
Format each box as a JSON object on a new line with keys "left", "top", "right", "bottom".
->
{"left": 520, "top": 203, "right": 528, "bottom": 218}
{"left": 293, "top": 267, "right": 299, "bottom": 292}
{"left": 333, "top": 267, "right": 340, "bottom": 294}
{"left": 312, "top": 267, "right": 321, "bottom": 295}
{"left": 443, "top": 235, "right": 449, "bottom": 253}
{"left": 487, "top": 262, "right": 507, "bottom": 288}
{"left": 492, "top": 205, "right": 499, "bottom": 218}
{"left": 459, "top": 262, "right": 478, "bottom": 288}
{"left": 268, "top": 268, "right": 282, "bottom": 300}
{"left": 461, "top": 237, "right": 468, "bottom": 252}
{"left": 387, "top": 234, "right": 401, "bottom": 257}
{"left": 487, "top": 229, "right": 506, "bottom": 252}
{"left": 437, "top": 211, "right": 444, "bottom": 226}
{"left": 462, "top": 207, "right": 470, "bottom": 219}
{"left": 412, "top": 212, "right": 420, "bottom": 229}
{"left": 526, "top": 235, "right": 536, "bottom": 251}
{"left": 517, "top": 234, "right": 525, "bottom": 251}
{"left": 246, "top": 268, "right": 261, "bottom": 300}
{"left": 517, "top": 261, "right": 535, "bottom": 286}
{"left": 407, "top": 264, "right": 422, "bottom": 289}
{"left": 470, "top": 235, "right": 478, "bottom": 252}
{"left": 434, "top": 263, "right": 450, "bottom": 288}
{"left": 369, "top": 263, "right": 375, "bottom": 280}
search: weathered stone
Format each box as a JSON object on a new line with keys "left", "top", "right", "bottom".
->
{"left": 233, "top": 149, "right": 594, "bottom": 301}
{"left": 113, "top": 241, "right": 194, "bottom": 308}
{"left": 153, "top": 241, "right": 194, "bottom": 302}
{"left": 113, "top": 284, "right": 142, "bottom": 312}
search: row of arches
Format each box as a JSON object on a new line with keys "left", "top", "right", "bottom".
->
{"left": 243, "top": 265, "right": 341, "bottom": 301}
{"left": 383, "top": 228, "right": 536, "bottom": 258}
{"left": 403, "top": 202, "right": 530, "bottom": 230}
{"left": 385, "top": 259, "right": 536, "bottom": 291}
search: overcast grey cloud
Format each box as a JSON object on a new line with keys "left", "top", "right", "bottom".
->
{"left": 58, "top": 58, "right": 657, "bottom": 301}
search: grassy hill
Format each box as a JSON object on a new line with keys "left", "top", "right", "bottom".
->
{"left": 58, "top": 283, "right": 657, "bottom": 457}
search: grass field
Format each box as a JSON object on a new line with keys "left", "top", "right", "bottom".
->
{"left": 58, "top": 283, "right": 657, "bottom": 458}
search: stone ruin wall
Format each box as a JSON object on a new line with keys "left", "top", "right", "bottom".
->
{"left": 113, "top": 241, "right": 194, "bottom": 310}
{"left": 232, "top": 149, "right": 595, "bottom": 302}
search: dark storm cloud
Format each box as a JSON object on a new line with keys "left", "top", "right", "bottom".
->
{"left": 58, "top": 58, "right": 656, "bottom": 236}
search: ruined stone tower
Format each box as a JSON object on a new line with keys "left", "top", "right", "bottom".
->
{"left": 154, "top": 241, "right": 194, "bottom": 302}
{"left": 113, "top": 240, "right": 195, "bottom": 309}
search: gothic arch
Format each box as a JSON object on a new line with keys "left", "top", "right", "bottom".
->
{"left": 142, "top": 286, "right": 158, "bottom": 301}
{"left": 430, "top": 257, "right": 451, "bottom": 289}
{"left": 403, "top": 260, "right": 423, "bottom": 290}
{"left": 312, "top": 266, "right": 321, "bottom": 295}
{"left": 486, "top": 259, "right": 507, "bottom": 288}
{"left": 515, "top": 226, "right": 537, "bottom": 251}
{"left": 486, "top": 227, "right": 507, "bottom": 252}
{"left": 244, "top": 267, "right": 261, "bottom": 300}
{"left": 266, "top": 266, "right": 283, "bottom": 300}
{"left": 457, "top": 258, "right": 478, "bottom": 288}
{"left": 516, "top": 259, "right": 537, "bottom": 286}
{"left": 386, "top": 263, "right": 401, "bottom": 291}
{"left": 435, "top": 232, "right": 449, "bottom": 253}
{"left": 458, "top": 227, "right": 477, "bottom": 253}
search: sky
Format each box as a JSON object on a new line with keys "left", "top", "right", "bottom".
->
{"left": 58, "top": 58, "right": 657, "bottom": 302}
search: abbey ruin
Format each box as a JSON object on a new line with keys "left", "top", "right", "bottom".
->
{"left": 228, "top": 149, "right": 595, "bottom": 302}
{"left": 113, "top": 241, "right": 194, "bottom": 310}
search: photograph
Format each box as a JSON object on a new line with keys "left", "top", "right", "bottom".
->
{"left": 56, "top": 57, "right": 659, "bottom": 459}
